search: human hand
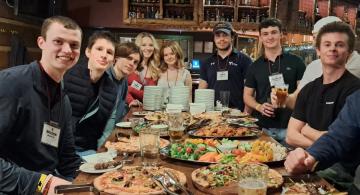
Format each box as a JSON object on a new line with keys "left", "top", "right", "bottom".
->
{"left": 129, "top": 99, "right": 142, "bottom": 107}
{"left": 257, "top": 102, "right": 275, "bottom": 117}
{"left": 47, "top": 176, "right": 71, "bottom": 195}
{"left": 284, "top": 148, "right": 317, "bottom": 175}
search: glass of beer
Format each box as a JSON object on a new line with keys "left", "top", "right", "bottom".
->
{"left": 238, "top": 163, "right": 268, "bottom": 195}
{"left": 274, "top": 84, "right": 288, "bottom": 108}
{"left": 167, "top": 111, "right": 184, "bottom": 143}
{"left": 139, "top": 127, "right": 160, "bottom": 166}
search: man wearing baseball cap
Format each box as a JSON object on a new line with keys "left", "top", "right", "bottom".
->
{"left": 271, "top": 16, "right": 360, "bottom": 110}
{"left": 199, "top": 22, "right": 252, "bottom": 111}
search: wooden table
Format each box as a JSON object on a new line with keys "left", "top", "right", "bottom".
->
{"left": 70, "top": 107, "right": 333, "bottom": 195}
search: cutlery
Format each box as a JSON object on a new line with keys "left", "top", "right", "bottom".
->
{"left": 54, "top": 184, "right": 100, "bottom": 195}
{"left": 152, "top": 175, "right": 179, "bottom": 195}
{"left": 164, "top": 170, "right": 192, "bottom": 195}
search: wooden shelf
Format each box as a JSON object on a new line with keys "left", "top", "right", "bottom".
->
{"left": 203, "top": 5, "right": 235, "bottom": 8}
{"left": 164, "top": 3, "right": 193, "bottom": 7}
{"left": 130, "top": 2, "right": 160, "bottom": 6}
{"left": 238, "top": 5, "right": 270, "bottom": 9}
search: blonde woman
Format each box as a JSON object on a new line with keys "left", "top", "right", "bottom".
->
{"left": 158, "top": 41, "right": 192, "bottom": 102}
{"left": 126, "top": 32, "right": 160, "bottom": 107}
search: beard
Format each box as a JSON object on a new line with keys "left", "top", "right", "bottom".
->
{"left": 217, "top": 44, "right": 231, "bottom": 52}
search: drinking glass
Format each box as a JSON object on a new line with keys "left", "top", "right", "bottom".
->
{"left": 219, "top": 90, "right": 230, "bottom": 109}
{"left": 274, "top": 84, "right": 289, "bottom": 108}
{"left": 139, "top": 128, "right": 160, "bottom": 166}
{"left": 238, "top": 163, "right": 269, "bottom": 195}
{"left": 167, "top": 111, "right": 185, "bottom": 143}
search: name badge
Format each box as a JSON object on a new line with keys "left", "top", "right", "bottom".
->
{"left": 41, "top": 122, "right": 60, "bottom": 148}
{"left": 131, "top": 80, "right": 143, "bottom": 91}
{"left": 217, "top": 71, "right": 228, "bottom": 81}
{"left": 269, "top": 73, "right": 285, "bottom": 87}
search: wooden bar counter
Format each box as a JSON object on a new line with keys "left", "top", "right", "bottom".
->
{"left": 70, "top": 107, "right": 333, "bottom": 195}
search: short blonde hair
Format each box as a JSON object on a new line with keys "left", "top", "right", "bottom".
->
{"left": 135, "top": 32, "right": 160, "bottom": 80}
{"left": 159, "top": 41, "right": 185, "bottom": 72}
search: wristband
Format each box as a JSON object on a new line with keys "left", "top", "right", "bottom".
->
{"left": 310, "top": 161, "right": 319, "bottom": 172}
{"left": 37, "top": 174, "right": 47, "bottom": 193}
{"left": 42, "top": 175, "right": 53, "bottom": 195}
{"left": 255, "top": 103, "right": 261, "bottom": 111}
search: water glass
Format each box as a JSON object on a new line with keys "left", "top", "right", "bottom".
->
{"left": 139, "top": 128, "right": 160, "bottom": 166}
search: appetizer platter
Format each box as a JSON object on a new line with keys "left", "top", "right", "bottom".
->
{"left": 105, "top": 136, "right": 170, "bottom": 153}
{"left": 282, "top": 175, "right": 347, "bottom": 195}
{"left": 187, "top": 124, "right": 262, "bottom": 139}
{"left": 160, "top": 138, "right": 287, "bottom": 164}
{"left": 93, "top": 166, "right": 187, "bottom": 195}
{"left": 191, "top": 163, "right": 283, "bottom": 194}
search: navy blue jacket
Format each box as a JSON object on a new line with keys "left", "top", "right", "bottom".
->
{"left": 308, "top": 89, "right": 360, "bottom": 174}
{"left": 64, "top": 58, "right": 118, "bottom": 150}
{"left": 0, "top": 158, "right": 40, "bottom": 194}
{"left": 0, "top": 61, "right": 80, "bottom": 180}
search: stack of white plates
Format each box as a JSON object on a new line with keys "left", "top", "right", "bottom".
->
{"left": 194, "top": 89, "right": 215, "bottom": 111}
{"left": 189, "top": 103, "right": 206, "bottom": 115}
{"left": 169, "top": 86, "right": 190, "bottom": 111}
{"left": 143, "top": 86, "right": 163, "bottom": 111}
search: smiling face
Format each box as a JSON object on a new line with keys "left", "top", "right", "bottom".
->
{"left": 86, "top": 38, "right": 115, "bottom": 73}
{"left": 37, "top": 22, "right": 82, "bottom": 73}
{"left": 163, "top": 47, "right": 177, "bottom": 68}
{"left": 140, "top": 36, "right": 155, "bottom": 60}
{"left": 114, "top": 53, "right": 140, "bottom": 76}
{"left": 214, "top": 32, "right": 232, "bottom": 51}
{"left": 259, "top": 26, "right": 282, "bottom": 50}
{"left": 316, "top": 32, "right": 350, "bottom": 68}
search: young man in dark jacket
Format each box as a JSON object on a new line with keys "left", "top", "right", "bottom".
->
{"left": 0, "top": 16, "right": 82, "bottom": 194}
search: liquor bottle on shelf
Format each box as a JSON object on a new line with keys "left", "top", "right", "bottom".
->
{"left": 216, "top": 8, "right": 220, "bottom": 21}
{"left": 205, "top": 9, "right": 210, "bottom": 21}
{"left": 205, "top": 0, "right": 211, "bottom": 5}
{"left": 136, "top": 8, "right": 141, "bottom": 19}
{"left": 343, "top": 8, "right": 350, "bottom": 24}
{"left": 315, "top": 4, "right": 321, "bottom": 23}
{"left": 154, "top": 8, "right": 160, "bottom": 19}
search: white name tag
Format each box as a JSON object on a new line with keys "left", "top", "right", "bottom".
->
{"left": 41, "top": 122, "right": 60, "bottom": 148}
{"left": 269, "top": 73, "right": 285, "bottom": 87}
{"left": 130, "top": 80, "right": 143, "bottom": 91}
{"left": 217, "top": 71, "right": 228, "bottom": 81}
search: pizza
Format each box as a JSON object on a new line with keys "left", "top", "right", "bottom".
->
{"left": 105, "top": 137, "right": 170, "bottom": 153}
{"left": 282, "top": 182, "right": 347, "bottom": 195}
{"left": 145, "top": 112, "right": 167, "bottom": 121}
{"left": 93, "top": 166, "right": 187, "bottom": 195}
{"left": 191, "top": 163, "right": 283, "bottom": 189}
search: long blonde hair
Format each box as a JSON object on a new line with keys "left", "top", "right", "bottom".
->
{"left": 159, "top": 41, "right": 185, "bottom": 72}
{"left": 135, "top": 32, "right": 160, "bottom": 80}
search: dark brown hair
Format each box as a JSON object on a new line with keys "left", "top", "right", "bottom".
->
{"left": 41, "top": 16, "right": 82, "bottom": 39}
{"left": 87, "top": 31, "right": 117, "bottom": 49}
{"left": 115, "top": 42, "right": 143, "bottom": 65}
{"left": 259, "top": 18, "right": 282, "bottom": 33}
{"left": 315, "top": 21, "right": 355, "bottom": 53}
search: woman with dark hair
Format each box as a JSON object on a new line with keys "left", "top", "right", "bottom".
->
{"left": 64, "top": 31, "right": 118, "bottom": 153}
{"left": 98, "top": 42, "right": 141, "bottom": 147}
{"left": 126, "top": 32, "right": 160, "bottom": 107}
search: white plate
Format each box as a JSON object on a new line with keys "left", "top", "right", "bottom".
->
{"left": 133, "top": 111, "right": 153, "bottom": 116}
{"left": 116, "top": 122, "right": 131, "bottom": 128}
{"left": 79, "top": 162, "right": 123, "bottom": 174}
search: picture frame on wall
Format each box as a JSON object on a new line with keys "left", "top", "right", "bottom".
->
{"left": 194, "top": 41, "right": 203, "bottom": 53}
{"left": 204, "top": 41, "right": 213, "bottom": 53}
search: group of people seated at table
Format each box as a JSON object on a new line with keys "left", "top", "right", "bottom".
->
{"left": 1, "top": 14, "right": 360, "bottom": 195}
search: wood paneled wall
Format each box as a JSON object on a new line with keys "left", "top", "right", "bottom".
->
{"left": 0, "top": 1, "right": 41, "bottom": 70}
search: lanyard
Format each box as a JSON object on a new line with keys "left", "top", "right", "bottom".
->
{"left": 140, "top": 65, "right": 149, "bottom": 85}
{"left": 267, "top": 56, "right": 281, "bottom": 75}
{"left": 216, "top": 55, "right": 230, "bottom": 71}
{"left": 167, "top": 69, "right": 179, "bottom": 88}
{"left": 38, "top": 63, "right": 62, "bottom": 124}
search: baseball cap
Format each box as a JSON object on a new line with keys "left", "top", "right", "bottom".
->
{"left": 213, "top": 22, "right": 234, "bottom": 35}
{"left": 312, "top": 16, "right": 342, "bottom": 34}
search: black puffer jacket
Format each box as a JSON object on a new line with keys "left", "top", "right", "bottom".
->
{"left": 64, "top": 59, "right": 118, "bottom": 150}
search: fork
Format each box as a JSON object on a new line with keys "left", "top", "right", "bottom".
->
{"left": 152, "top": 175, "right": 179, "bottom": 195}
{"left": 164, "top": 171, "right": 192, "bottom": 195}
